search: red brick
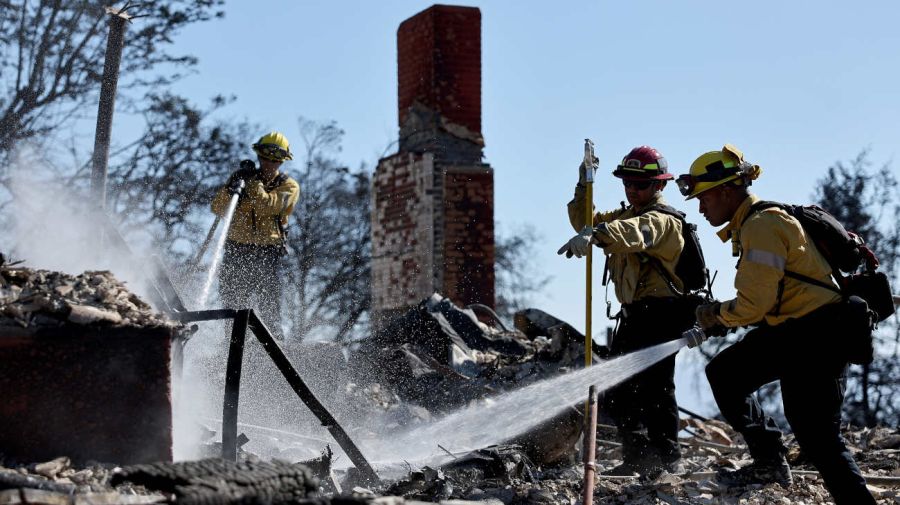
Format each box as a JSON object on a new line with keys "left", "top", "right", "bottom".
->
{"left": 398, "top": 5, "right": 481, "bottom": 134}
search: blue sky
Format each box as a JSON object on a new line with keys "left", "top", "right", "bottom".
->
{"left": 155, "top": 1, "right": 899, "bottom": 411}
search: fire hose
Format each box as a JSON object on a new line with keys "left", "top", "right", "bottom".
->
{"left": 192, "top": 178, "right": 246, "bottom": 270}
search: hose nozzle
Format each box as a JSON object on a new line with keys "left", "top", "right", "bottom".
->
{"left": 227, "top": 178, "right": 246, "bottom": 196}
{"left": 682, "top": 325, "right": 708, "bottom": 349}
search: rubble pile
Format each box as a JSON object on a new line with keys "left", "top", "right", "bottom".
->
{"left": 0, "top": 264, "right": 176, "bottom": 332}
{"left": 0, "top": 263, "right": 184, "bottom": 466}
{"left": 353, "top": 294, "right": 605, "bottom": 415}
{"left": 3, "top": 286, "right": 899, "bottom": 504}
{"left": 359, "top": 422, "right": 900, "bottom": 504}
{"left": 5, "top": 423, "right": 899, "bottom": 504}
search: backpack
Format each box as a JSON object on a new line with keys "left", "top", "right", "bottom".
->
{"left": 637, "top": 204, "right": 709, "bottom": 295}
{"left": 743, "top": 201, "right": 895, "bottom": 365}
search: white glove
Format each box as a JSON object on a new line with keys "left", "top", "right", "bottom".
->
{"left": 557, "top": 225, "right": 596, "bottom": 258}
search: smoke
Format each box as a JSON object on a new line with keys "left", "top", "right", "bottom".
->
{"left": 0, "top": 154, "right": 224, "bottom": 460}
{"left": 3, "top": 160, "right": 156, "bottom": 300}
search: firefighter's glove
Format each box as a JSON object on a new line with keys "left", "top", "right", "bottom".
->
{"left": 695, "top": 302, "right": 722, "bottom": 330}
{"left": 557, "top": 225, "right": 596, "bottom": 258}
{"left": 577, "top": 158, "right": 599, "bottom": 186}
{"left": 227, "top": 175, "right": 246, "bottom": 196}
{"left": 227, "top": 160, "right": 258, "bottom": 190}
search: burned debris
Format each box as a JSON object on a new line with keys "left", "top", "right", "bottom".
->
{"left": 0, "top": 266, "right": 178, "bottom": 333}
{"left": 2, "top": 270, "right": 900, "bottom": 504}
{"left": 110, "top": 459, "right": 318, "bottom": 505}
{"left": 354, "top": 293, "right": 603, "bottom": 416}
{"left": 0, "top": 265, "right": 186, "bottom": 466}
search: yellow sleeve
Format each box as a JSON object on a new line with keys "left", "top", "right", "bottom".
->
{"left": 718, "top": 214, "right": 790, "bottom": 327}
{"left": 566, "top": 184, "right": 622, "bottom": 231}
{"left": 210, "top": 185, "right": 232, "bottom": 217}
{"left": 567, "top": 184, "right": 594, "bottom": 231}
{"left": 593, "top": 211, "right": 683, "bottom": 260}
{"left": 246, "top": 178, "right": 300, "bottom": 219}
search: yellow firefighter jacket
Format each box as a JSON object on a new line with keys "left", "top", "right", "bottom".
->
{"left": 211, "top": 172, "right": 300, "bottom": 246}
{"left": 714, "top": 194, "right": 841, "bottom": 327}
{"left": 568, "top": 186, "right": 685, "bottom": 305}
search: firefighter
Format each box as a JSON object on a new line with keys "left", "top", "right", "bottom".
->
{"left": 558, "top": 146, "right": 695, "bottom": 478}
{"left": 677, "top": 145, "right": 876, "bottom": 505}
{"left": 211, "top": 131, "right": 300, "bottom": 339}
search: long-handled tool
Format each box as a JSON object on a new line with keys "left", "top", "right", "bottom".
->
{"left": 583, "top": 139, "right": 597, "bottom": 371}
{"left": 192, "top": 216, "right": 221, "bottom": 269}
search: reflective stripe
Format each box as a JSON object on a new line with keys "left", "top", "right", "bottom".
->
{"left": 745, "top": 249, "right": 786, "bottom": 270}
{"left": 640, "top": 224, "right": 653, "bottom": 248}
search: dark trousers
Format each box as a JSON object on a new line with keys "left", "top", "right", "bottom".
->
{"left": 219, "top": 241, "right": 284, "bottom": 339}
{"left": 706, "top": 303, "right": 875, "bottom": 505}
{"left": 605, "top": 297, "right": 695, "bottom": 467}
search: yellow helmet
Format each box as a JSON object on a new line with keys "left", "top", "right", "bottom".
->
{"left": 252, "top": 131, "right": 293, "bottom": 162}
{"left": 676, "top": 144, "right": 762, "bottom": 199}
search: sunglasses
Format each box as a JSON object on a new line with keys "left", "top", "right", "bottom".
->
{"left": 622, "top": 179, "right": 654, "bottom": 190}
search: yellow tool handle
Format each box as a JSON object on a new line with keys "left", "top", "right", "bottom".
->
{"left": 585, "top": 183, "right": 593, "bottom": 369}
{"left": 583, "top": 139, "right": 596, "bottom": 369}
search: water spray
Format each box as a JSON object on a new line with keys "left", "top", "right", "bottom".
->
{"left": 365, "top": 338, "right": 687, "bottom": 465}
{"left": 198, "top": 180, "right": 244, "bottom": 308}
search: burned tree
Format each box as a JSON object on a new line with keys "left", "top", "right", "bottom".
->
{"left": 107, "top": 93, "right": 251, "bottom": 260}
{"left": 814, "top": 150, "right": 900, "bottom": 427}
{"left": 280, "top": 118, "right": 372, "bottom": 343}
{"left": 0, "top": 1, "right": 224, "bottom": 198}
{"left": 494, "top": 224, "right": 551, "bottom": 322}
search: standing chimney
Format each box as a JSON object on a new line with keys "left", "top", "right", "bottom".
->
{"left": 371, "top": 5, "right": 495, "bottom": 324}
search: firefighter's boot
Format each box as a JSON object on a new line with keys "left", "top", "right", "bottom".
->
{"left": 716, "top": 458, "right": 792, "bottom": 488}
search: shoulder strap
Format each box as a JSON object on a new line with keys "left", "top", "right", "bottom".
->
{"left": 741, "top": 200, "right": 788, "bottom": 226}
{"left": 785, "top": 270, "right": 841, "bottom": 294}
{"left": 635, "top": 203, "right": 686, "bottom": 221}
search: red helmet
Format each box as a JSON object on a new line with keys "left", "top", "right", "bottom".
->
{"left": 612, "top": 146, "right": 673, "bottom": 180}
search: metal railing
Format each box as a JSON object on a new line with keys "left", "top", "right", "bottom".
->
{"left": 170, "top": 309, "right": 379, "bottom": 485}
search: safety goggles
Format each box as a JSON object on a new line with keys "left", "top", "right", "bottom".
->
{"left": 675, "top": 175, "right": 695, "bottom": 196}
{"left": 622, "top": 179, "right": 654, "bottom": 190}
{"left": 254, "top": 143, "right": 291, "bottom": 162}
{"left": 675, "top": 160, "right": 743, "bottom": 196}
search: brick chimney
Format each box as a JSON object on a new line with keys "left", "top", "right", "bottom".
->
{"left": 371, "top": 4, "right": 495, "bottom": 323}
